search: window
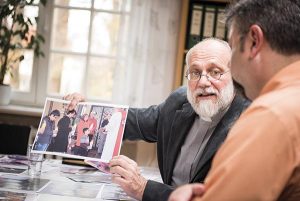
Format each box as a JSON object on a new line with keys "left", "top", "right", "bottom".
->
{"left": 10, "top": 0, "right": 131, "bottom": 106}
{"left": 10, "top": 0, "right": 181, "bottom": 108}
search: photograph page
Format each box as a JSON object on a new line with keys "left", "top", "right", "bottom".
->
{"left": 31, "top": 98, "right": 128, "bottom": 163}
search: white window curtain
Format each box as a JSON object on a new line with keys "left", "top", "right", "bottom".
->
{"left": 114, "top": 0, "right": 182, "bottom": 107}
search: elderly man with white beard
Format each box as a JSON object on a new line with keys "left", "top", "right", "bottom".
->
{"left": 65, "top": 38, "right": 250, "bottom": 201}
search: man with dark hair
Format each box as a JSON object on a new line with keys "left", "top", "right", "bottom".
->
{"left": 50, "top": 109, "right": 77, "bottom": 153}
{"left": 169, "top": 1, "right": 300, "bottom": 201}
{"left": 33, "top": 109, "right": 60, "bottom": 151}
{"left": 65, "top": 38, "right": 250, "bottom": 201}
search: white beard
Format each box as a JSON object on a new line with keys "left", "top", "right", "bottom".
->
{"left": 187, "top": 81, "right": 235, "bottom": 118}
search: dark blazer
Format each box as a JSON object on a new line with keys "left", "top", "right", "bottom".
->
{"left": 124, "top": 86, "right": 250, "bottom": 201}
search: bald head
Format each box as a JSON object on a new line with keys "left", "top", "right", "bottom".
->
{"left": 186, "top": 38, "right": 231, "bottom": 70}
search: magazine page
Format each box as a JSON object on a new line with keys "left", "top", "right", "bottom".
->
{"left": 31, "top": 98, "right": 128, "bottom": 163}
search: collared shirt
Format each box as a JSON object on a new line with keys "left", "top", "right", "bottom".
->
{"left": 171, "top": 107, "right": 228, "bottom": 186}
{"left": 194, "top": 61, "right": 300, "bottom": 201}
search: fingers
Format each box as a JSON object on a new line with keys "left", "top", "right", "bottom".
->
{"left": 111, "top": 172, "right": 127, "bottom": 186}
{"left": 68, "top": 99, "right": 78, "bottom": 111}
{"left": 110, "top": 165, "right": 129, "bottom": 178}
{"left": 63, "top": 92, "right": 85, "bottom": 101}
{"left": 109, "top": 155, "right": 147, "bottom": 201}
{"left": 168, "top": 184, "right": 205, "bottom": 201}
{"left": 109, "top": 155, "right": 140, "bottom": 178}
{"left": 63, "top": 93, "right": 85, "bottom": 111}
{"left": 119, "top": 155, "right": 136, "bottom": 164}
{"left": 111, "top": 173, "right": 147, "bottom": 201}
{"left": 110, "top": 155, "right": 140, "bottom": 172}
{"left": 110, "top": 155, "right": 137, "bottom": 167}
{"left": 192, "top": 184, "right": 205, "bottom": 196}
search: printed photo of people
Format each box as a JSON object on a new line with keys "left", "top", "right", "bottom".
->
{"left": 32, "top": 98, "right": 128, "bottom": 162}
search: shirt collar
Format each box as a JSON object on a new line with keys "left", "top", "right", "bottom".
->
{"left": 260, "top": 60, "right": 300, "bottom": 96}
{"left": 199, "top": 104, "right": 230, "bottom": 127}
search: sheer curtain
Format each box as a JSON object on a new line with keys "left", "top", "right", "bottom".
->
{"left": 114, "top": 0, "right": 182, "bottom": 107}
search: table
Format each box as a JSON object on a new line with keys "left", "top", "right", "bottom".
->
{"left": 0, "top": 156, "right": 162, "bottom": 201}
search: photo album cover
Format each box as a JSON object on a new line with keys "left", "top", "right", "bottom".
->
{"left": 31, "top": 98, "right": 129, "bottom": 170}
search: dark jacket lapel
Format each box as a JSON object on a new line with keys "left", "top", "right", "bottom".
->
{"left": 190, "top": 95, "right": 250, "bottom": 182}
{"left": 165, "top": 102, "right": 196, "bottom": 184}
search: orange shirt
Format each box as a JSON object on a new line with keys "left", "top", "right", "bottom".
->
{"left": 193, "top": 61, "right": 300, "bottom": 201}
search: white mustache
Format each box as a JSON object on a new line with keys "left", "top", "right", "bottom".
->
{"left": 193, "top": 88, "right": 218, "bottom": 97}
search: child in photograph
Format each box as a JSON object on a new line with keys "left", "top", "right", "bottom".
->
{"left": 74, "top": 128, "right": 90, "bottom": 156}
{"left": 75, "top": 114, "right": 89, "bottom": 147}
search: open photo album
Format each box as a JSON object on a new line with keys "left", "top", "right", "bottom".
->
{"left": 31, "top": 98, "right": 129, "bottom": 170}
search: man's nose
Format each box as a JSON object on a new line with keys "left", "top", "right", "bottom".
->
{"left": 196, "top": 75, "right": 212, "bottom": 87}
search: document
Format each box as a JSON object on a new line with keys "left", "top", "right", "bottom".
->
{"left": 39, "top": 181, "right": 103, "bottom": 199}
{"left": 0, "top": 190, "right": 37, "bottom": 201}
{"left": 0, "top": 174, "right": 50, "bottom": 191}
{"left": 100, "top": 184, "right": 136, "bottom": 200}
{"left": 31, "top": 98, "right": 128, "bottom": 163}
{"left": 0, "top": 166, "right": 26, "bottom": 174}
{"left": 67, "top": 173, "right": 112, "bottom": 184}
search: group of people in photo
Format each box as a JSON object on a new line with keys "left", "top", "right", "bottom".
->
{"left": 33, "top": 105, "right": 120, "bottom": 159}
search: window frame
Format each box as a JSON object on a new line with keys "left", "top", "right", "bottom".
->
{"left": 11, "top": 0, "right": 131, "bottom": 107}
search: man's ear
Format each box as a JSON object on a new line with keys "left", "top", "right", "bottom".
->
{"left": 247, "top": 25, "right": 264, "bottom": 59}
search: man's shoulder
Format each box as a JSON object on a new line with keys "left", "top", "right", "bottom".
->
{"left": 171, "top": 86, "right": 187, "bottom": 96}
{"left": 163, "top": 86, "right": 190, "bottom": 110}
{"left": 232, "top": 93, "right": 251, "bottom": 110}
{"left": 251, "top": 87, "right": 300, "bottom": 121}
{"left": 166, "top": 86, "right": 188, "bottom": 103}
{"left": 220, "top": 94, "right": 251, "bottom": 126}
{"left": 42, "top": 116, "right": 50, "bottom": 122}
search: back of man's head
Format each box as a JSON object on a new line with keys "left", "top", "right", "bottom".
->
{"left": 226, "top": 0, "right": 300, "bottom": 55}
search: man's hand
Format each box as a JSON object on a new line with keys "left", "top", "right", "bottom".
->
{"left": 63, "top": 93, "right": 85, "bottom": 111}
{"left": 109, "top": 155, "right": 147, "bottom": 201}
{"left": 168, "top": 183, "right": 205, "bottom": 201}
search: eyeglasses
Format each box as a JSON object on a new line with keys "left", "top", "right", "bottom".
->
{"left": 185, "top": 70, "right": 230, "bottom": 81}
